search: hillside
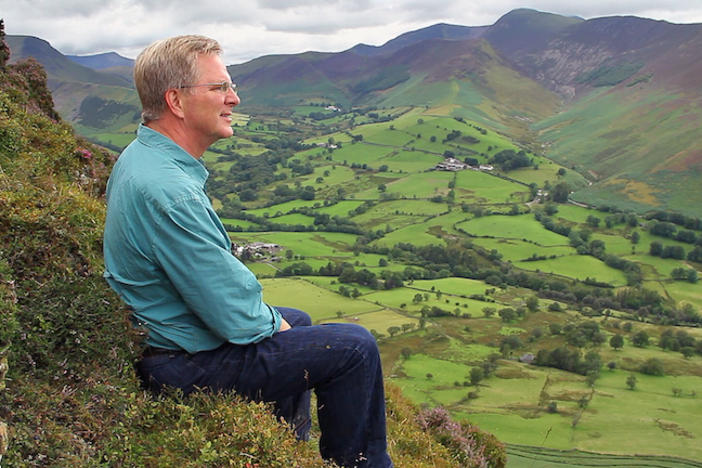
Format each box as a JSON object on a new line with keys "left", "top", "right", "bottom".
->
{"left": 67, "top": 51, "right": 134, "bottom": 70}
{"left": 9, "top": 9, "right": 702, "bottom": 216}
{"left": 0, "top": 23, "right": 506, "bottom": 467}
{"left": 4, "top": 16, "right": 702, "bottom": 464}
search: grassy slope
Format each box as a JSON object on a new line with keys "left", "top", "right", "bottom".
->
{"left": 535, "top": 84, "right": 702, "bottom": 216}
{"left": 0, "top": 45, "right": 506, "bottom": 467}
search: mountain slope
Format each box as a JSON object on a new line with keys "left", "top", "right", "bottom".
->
{"left": 6, "top": 35, "right": 130, "bottom": 87}
{"left": 9, "top": 9, "right": 702, "bottom": 215}
{"left": 67, "top": 51, "right": 134, "bottom": 70}
{"left": 6, "top": 35, "right": 138, "bottom": 130}
{"left": 350, "top": 22, "right": 488, "bottom": 56}
{"left": 480, "top": 10, "right": 702, "bottom": 214}
{"left": 0, "top": 25, "right": 506, "bottom": 467}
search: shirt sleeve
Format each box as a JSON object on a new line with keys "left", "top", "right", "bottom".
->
{"left": 151, "top": 193, "right": 282, "bottom": 344}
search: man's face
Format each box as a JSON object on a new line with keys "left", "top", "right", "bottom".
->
{"left": 180, "top": 54, "right": 240, "bottom": 150}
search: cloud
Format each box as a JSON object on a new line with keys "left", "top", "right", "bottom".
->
{"left": 2, "top": 0, "right": 701, "bottom": 64}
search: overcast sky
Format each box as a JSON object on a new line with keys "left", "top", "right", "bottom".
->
{"left": 3, "top": 1, "right": 702, "bottom": 65}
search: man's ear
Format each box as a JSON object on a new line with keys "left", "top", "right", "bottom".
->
{"left": 164, "top": 88, "right": 186, "bottom": 119}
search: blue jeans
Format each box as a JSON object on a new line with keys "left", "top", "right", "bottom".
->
{"left": 136, "top": 307, "right": 393, "bottom": 468}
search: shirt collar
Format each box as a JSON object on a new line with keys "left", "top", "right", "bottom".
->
{"left": 136, "top": 123, "right": 209, "bottom": 187}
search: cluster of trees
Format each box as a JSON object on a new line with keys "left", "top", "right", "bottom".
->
{"left": 659, "top": 328, "right": 702, "bottom": 357}
{"left": 489, "top": 149, "right": 533, "bottom": 171}
{"left": 645, "top": 211, "right": 702, "bottom": 231}
{"left": 648, "top": 240, "right": 702, "bottom": 266}
{"left": 670, "top": 267, "right": 698, "bottom": 283}
{"left": 562, "top": 321, "right": 606, "bottom": 347}
{"left": 649, "top": 241, "right": 686, "bottom": 260}
{"left": 534, "top": 347, "right": 602, "bottom": 377}
{"left": 273, "top": 183, "right": 315, "bottom": 201}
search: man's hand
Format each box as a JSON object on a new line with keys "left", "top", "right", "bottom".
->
{"left": 278, "top": 318, "right": 291, "bottom": 332}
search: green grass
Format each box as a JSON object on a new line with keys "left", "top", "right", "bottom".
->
{"left": 507, "top": 444, "right": 702, "bottom": 467}
{"left": 342, "top": 309, "right": 419, "bottom": 336}
{"left": 411, "top": 278, "right": 493, "bottom": 297}
{"left": 454, "top": 170, "right": 530, "bottom": 204}
{"left": 259, "top": 278, "right": 379, "bottom": 322}
{"left": 377, "top": 149, "right": 443, "bottom": 172}
{"left": 314, "top": 200, "right": 365, "bottom": 216}
{"left": 471, "top": 237, "right": 576, "bottom": 262}
{"left": 355, "top": 172, "right": 453, "bottom": 199}
{"left": 457, "top": 214, "right": 569, "bottom": 246}
{"left": 268, "top": 213, "right": 314, "bottom": 225}
{"left": 373, "top": 211, "right": 469, "bottom": 247}
{"left": 516, "top": 254, "right": 628, "bottom": 286}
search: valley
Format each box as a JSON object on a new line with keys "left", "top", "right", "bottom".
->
{"left": 5, "top": 8, "right": 702, "bottom": 465}
{"left": 193, "top": 103, "right": 702, "bottom": 464}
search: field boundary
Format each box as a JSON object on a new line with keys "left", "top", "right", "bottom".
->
{"left": 507, "top": 443, "right": 702, "bottom": 467}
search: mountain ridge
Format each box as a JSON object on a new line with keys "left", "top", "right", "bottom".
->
{"left": 6, "top": 8, "right": 702, "bottom": 215}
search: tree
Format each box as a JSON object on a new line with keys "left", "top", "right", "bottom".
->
{"left": 632, "top": 330, "right": 649, "bottom": 348}
{"left": 649, "top": 241, "right": 663, "bottom": 256}
{"left": 498, "top": 308, "right": 516, "bottom": 322}
{"left": 586, "top": 215, "right": 601, "bottom": 228}
{"left": 551, "top": 182, "right": 570, "bottom": 203}
{"left": 469, "top": 367, "right": 484, "bottom": 386}
{"left": 626, "top": 374, "right": 637, "bottom": 390}
{"left": 609, "top": 334, "right": 624, "bottom": 351}
{"left": 526, "top": 296, "right": 539, "bottom": 313}
{"left": 640, "top": 358, "right": 664, "bottom": 376}
{"left": 631, "top": 230, "right": 640, "bottom": 244}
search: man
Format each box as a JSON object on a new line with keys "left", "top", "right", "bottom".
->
{"left": 103, "top": 35, "right": 393, "bottom": 468}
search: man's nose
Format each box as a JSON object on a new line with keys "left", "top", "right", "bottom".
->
{"left": 226, "top": 90, "right": 240, "bottom": 106}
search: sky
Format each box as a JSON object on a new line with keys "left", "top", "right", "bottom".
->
{"left": 3, "top": 0, "right": 702, "bottom": 65}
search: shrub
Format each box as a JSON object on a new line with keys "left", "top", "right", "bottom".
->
{"left": 640, "top": 358, "right": 665, "bottom": 376}
{"left": 416, "top": 406, "right": 506, "bottom": 467}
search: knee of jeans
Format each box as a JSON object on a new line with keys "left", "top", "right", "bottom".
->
{"left": 277, "top": 306, "right": 312, "bottom": 327}
{"left": 299, "top": 311, "right": 312, "bottom": 327}
{"left": 343, "top": 323, "right": 380, "bottom": 359}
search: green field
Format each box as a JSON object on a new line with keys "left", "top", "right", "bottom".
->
{"left": 454, "top": 170, "right": 530, "bottom": 203}
{"left": 209, "top": 101, "right": 702, "bottom": 464}
{"left": 457, "top": 214, "right": 570, "bottom": 246}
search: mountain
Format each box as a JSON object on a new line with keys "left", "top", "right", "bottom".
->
{"left": 67, "top": 51, "right": 134, "bottom": 70}
{"left": 7, "top": 8, "right": 702, "bottom": 215}
{"left": 5, "top": 34, "right": 139, "bottom": 128}
{"left": 482, "top": 10, "right": 702, "bottom": 211}
{"left": 6, "top": 35, "right": 131, "bottom": 87}
{"left": 349, "top": 22, "right": 488, "bottom": 56}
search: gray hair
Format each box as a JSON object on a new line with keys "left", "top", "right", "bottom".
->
{"left": 134, "top": 35, "right": 222, "bottom": 123}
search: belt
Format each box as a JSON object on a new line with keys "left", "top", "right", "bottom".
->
{"left": 142, "top": 345, "right": 182, "bottom": 357}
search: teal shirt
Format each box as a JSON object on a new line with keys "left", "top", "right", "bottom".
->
{"left": 103, "top": 124, "right": 281, "bottom": 353}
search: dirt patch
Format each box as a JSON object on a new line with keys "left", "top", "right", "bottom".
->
{"left": 550, "top": 390, "right": 591, "bottom": 402}
{"left": 655, "top": 419, "right": 695, "bottom": 439}
{"left": 501, "top": 403, "right": 543, "bottom": 419}
{"left": 495, "top": 366, "right": 536, "bottom": 379}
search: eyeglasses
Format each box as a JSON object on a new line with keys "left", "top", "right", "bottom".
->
{"left": 178, "top": 81, "right": 238, "bottom": 93}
